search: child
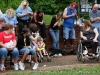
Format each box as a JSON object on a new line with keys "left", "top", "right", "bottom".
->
{"left": 35, "top": 36, "right": 47, "bottom": 58}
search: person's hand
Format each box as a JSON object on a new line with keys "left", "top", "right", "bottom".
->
{"left": 38, "top": 21, "right": 43, "bottom": 25}
{"left": 24, "top": 12, "right": 29, "bottom": 16}
{"left": 7, "top": 46, "right": 15, "bottom": 50}
{"left": 71, "top": 13, "right": 76, "bottom": 17}
{"left": 82, "top": 36, "right": 87, "bottom": 40}
{"left": 96, "top": 17, "right": 100, "bottom": 20}
{"left": 93, "top": 38, "right": 98, "bottom": 42}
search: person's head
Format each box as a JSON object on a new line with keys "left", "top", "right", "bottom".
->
{"left": 56, "top": 12, "right": 63, "bottom": 21}
{"left": 21, "top": 28, "right": 29, "bottom": 36}
{"left": 6, "top": 8, "right": 16, "bottom": 18}
{"left": 0, "top": 18, "right": 5, "bottom": 28}
{"left": 37, "top": 36, "right": 43, "bottom": 44}
{"left": 37, "top": 9, "right": 43, "bottom": 16}
{"left": 4, "top": 24, "right": 13, "bottom": 33}
{"left": 82, "top": 20, "right": 92, "bottom": 30}
{"left": 70, "top": 2, "right": 77, "bottom": 10}
{"left": 29, "top": 23, "right": 38, "bottom": 33}
{"left": 93, "top": 4, "right": 99, "bottom": 12}
{"left": 20, "top": 0, "right": 29, "bottom": 8}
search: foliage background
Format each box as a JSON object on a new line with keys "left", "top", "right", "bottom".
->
{"left": 0, "top": 0, "right": 78, "bottom": 14}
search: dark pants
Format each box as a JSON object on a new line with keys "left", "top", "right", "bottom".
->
{"left": 35, "top": 22, "right": 46, "bottom": 39}
{"left": 81, "top": 40, "right": 98, "bottom": 54}
{"left": 17, "top": 18, "right": 31, "bottom": 33}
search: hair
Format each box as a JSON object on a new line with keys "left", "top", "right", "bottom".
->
{"left": 6, "top": 8, "right": 16, "bottom": 18}
{"left": 82, "top": 20, "right": 92, "bottom": 30}
{"left": 56, "top": 12, "right": 63, "bottom": 26}
{"left": 21, "top": 28, "right": 29, "bottom": 35}
{"left": 56, "top": 12, "right": 63, "bottom": 20}
{"left": 0, "top": 18, "right": 5, "bottom": 22}
{"left": 37, "top": 36, "right": 43, "bottom": 42}
{"left": 36, "top": 9, "right": 43, "bottom": 21}
{"left": 19, "top": 0, "right": 29, "bottom": 8}
{"left": 4, "top": 24, "right": 13, "bottom": 30}
{"left": 29, "top": 23, "right": 38, "bottom": 32}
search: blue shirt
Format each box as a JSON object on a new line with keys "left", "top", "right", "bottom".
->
{"left": 89, "top": 10, "right": 100, "bottom": 23}
{"left": 16, "top": 6, "right": 33, "bottom": 20}
{"left": 63, "top": 7, "right": 76, "bottom": 28}
{"left": 1, "top": 14, "right": 18, "bottom": 26}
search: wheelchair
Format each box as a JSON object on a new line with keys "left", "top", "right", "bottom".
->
{"left": 36, "top": 49, "right": 51, "bottom": 63}
{"left": 77, "top": 40, "right": 100, "bottom": 63}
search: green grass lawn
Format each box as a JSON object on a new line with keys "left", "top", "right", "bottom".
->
{"left": 5, "top": 65, "right": 100, "bottom": 75}
{"left": 44, "top": 14, "right": 52, "bottom": 25}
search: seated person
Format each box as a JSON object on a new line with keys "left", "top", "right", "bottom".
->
{"left": 17, "top": 28, "right": 39, "bottom": 70}
{"left": 0, "top": 18, "right": 5, "bottom": 32}
{"left": 0, "top": 24, "right": 19, "bottom": 71}
{"left": 34, "top": 36, "right": 47, "bottom": 58}
{"left": 80, "top": 20, "right": 99, "bottom": 57}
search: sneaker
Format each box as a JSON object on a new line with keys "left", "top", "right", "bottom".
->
{"left": 58, "top": 53, "right": 62, "bottom": 56}
{"left": 83, "top": 50, "right": 88, "bottom": 55}
{"left": 14, "top": 64, "right": 19, "bottom": 70}
{"left": 53, "top": 54, "right": 58, "bottom": 57}
{"left": 32, "top": 63, "right": 39, "bottom": 70}
{"left": 0, "top": 65, "right": 6, "bottom": 72}
{"left": 19, "top": 61, "right": 25, "bottom": 70}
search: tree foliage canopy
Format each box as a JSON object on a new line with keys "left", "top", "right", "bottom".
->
{"left": 0, "top": 0, "right": 78, "bottom": 15}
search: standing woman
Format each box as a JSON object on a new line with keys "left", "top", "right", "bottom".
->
{"left": 31, "top": 9, "right": 46, "bottom": 40}
{"left": 49, "top": 12, "right": 63, "bottom": 56}
{"left": 16, "top": 0, "right": 33, "bottom": 32}
{"left": 0, "top": 24, "right": 19, "bottom": 71}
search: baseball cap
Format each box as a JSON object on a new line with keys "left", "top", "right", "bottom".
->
{"left": 22, "top": 28, "right": 29, "bottom": 34}
{"left": 70, "top": 2, "right": 77, "bottom": 10}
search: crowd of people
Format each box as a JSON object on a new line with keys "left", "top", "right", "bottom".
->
{"left": 0, "top": 0, "right": 100, "bottom": 72}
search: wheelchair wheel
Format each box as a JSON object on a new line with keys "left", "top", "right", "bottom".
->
{"left": 82, "top": 58, "right": 85, "bottom": 63}
{"left": 47, "top": 55, "right": 51, "bottom": 62}
{"left": 77, "top": 41, "right": 83, "bottom": 61}
{"left": 38, "top": 57, "right": 43, "bottom": 63}
{"left": 96, "top": 46, "right": 100, "bottom": 61}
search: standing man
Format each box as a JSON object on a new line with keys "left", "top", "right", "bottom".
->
{"left": 89, "top": 4, "right": 100, "bottom": 42}
{"left": 62, "top": 2, "right": 77, "bottom": 54}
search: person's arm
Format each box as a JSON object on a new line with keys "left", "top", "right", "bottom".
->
{"left": 33, "top": 13, "right": 37, "bottom": 22}
{"left": 80, "top": 31, "right": 87, "bottom": 40}
{"left": 63, "top": 8, "right": 76, "bottom": 19}
{"left": 53, "top": 18, "right": 62, "bottom": 27}
{"left": 38, "top": 12, "right": 44, "bottom": 24}
{"left": 93, "top": 28, "right": 99, "bottom": 42}
{"left": 89, "top": 11, "right": 99, "bottom": 22}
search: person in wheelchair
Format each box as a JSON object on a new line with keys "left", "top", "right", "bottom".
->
{"left": 80, "top": 20, "right": 99, "bottom": 57}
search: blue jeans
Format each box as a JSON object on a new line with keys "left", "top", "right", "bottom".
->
{"left": 0, "top": 47, "right": 19, "bottom": 59}
{"left": 92, "top": 22, "right": 100, "bottom": 42}
{"left": 63, "top": 26, "right": 75, "bottom": 39}
{"left": 19, "top": 48, "right": 36, "bottom": 55}
{"left": 49, "top": 28, "right": 59, "bottom": 49}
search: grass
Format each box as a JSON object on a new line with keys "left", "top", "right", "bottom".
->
{"left": 4, "top": 65, "right": 100, "bottom": 75}
{"left": 44, "top": 14, "right": 52, "bottom": 25}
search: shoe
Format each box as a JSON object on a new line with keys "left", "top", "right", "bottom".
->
{"left": 19, "top": 61, "right": 25, "bottom": 70}
{"left": 83, "top": 50, "right": 88, "bottom": 55}
{"left": 53, "top": 54, "right": 58, "bottom": 57}
{"left": 0, "top": 65, "right": 6, "bottom": 72}
{"left": 14, "top": 64, "right": 19, "bottom": 70}
{"left": 58, "top": 53, "right": 62, "bottom": 56}
{"left": 32, "top": 63, "right": 39, "bottom": 70}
